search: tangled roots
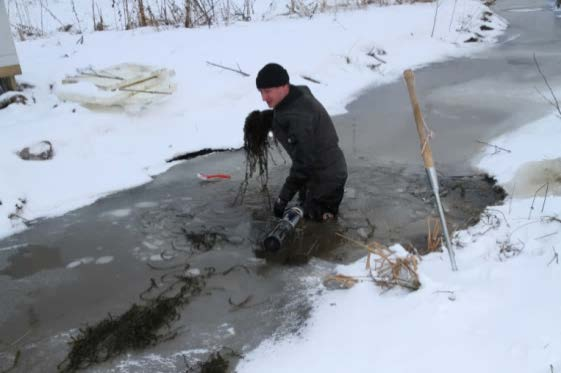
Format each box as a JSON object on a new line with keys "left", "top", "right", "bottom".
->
{"left": 236, "top": 110, "right": 274, "bottom": 203}
{"left": 243, "top": 109, "right": 273, "bottom": 179}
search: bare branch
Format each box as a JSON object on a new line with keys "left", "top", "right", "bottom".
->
{"left": 529, "top": 183, "right": 548, "bottom": 219}
{"left": 119, "top": 88, "right": 172, "bottom": 95}
{"left": 367, "top": 48, "right": 387, "bottom": 64}
{"left": 431, "top": 0, "right": 441, "bottom": 38}
{"left": 533, "top": 53, "right": 561, "bottom": 117}
{"left": 534, "top": 86, "right": 557, "bottom": 108}
{"left": 542, "top": 182, "right": 549, "bottom": 213}
{"left": 448, "top": 0, "right": 458, "bottom": 32}
{"left": 543, "top": 216, "right": 561, "bottom": 224}
{"left": 476, "top": 140, "right": 511, "bottom": 154}
{"left": 535, "top": 231, "right": 557, "bottom": 240}
{"left": 301, "top": 75, "right": 321, "bottom": 84}
{"left": 509, "top": 181, "right": 516, "bottom": 215}
{"left": 548, "top": 246, "right": 559, "bottom": 266}
{"left": 71, "top": 0, "right": 82, "bottom": 32}
{"left": 206, "top": 61, "right": 250, "bottom": 77}
{"left": 486, "top": 208, "right": 511, "bottom": 228}
{"left": 39, "top": 0, "right": 65, "bottom": 28}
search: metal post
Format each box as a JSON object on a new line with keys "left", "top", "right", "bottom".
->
{"left": 426, "top": 167, "right": 457, "bottom": 270}
{"left": 403, "top": 69, "right": 458, "bottom": 271}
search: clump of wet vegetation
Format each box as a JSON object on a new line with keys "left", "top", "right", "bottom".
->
{"left": 183, "top": 228, "right": 228, "bottom": 251}
{"left": 57, "top": 267, "right": 215, "bottom": 372}
{"left": 184, "top": 349, "right": 242, "bottom": 373}
{"left": 236, "top": 109, "right": 278, "bottom": 203}
{"left": 481, "top": 173, "right": 507, "bottom": 201}
{"left": 0, "top": 350, "right": 21, "bottom": 373}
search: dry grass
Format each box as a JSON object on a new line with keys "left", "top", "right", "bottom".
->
{"left": 336, "top": 233, "right": 421, "bottom": 291}
{"left": 427, "top": 217, "right": 442, "bottom": 253}
{"left": 9, "top": 0, "right": 428, "bottom": 37}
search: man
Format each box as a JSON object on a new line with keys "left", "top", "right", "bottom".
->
{"left": 256, "top": 63, "right": 347, "bottom": 221}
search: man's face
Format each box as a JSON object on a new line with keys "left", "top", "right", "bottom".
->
{"left": 259, "top": 85, "right": 289, "bottom": 108}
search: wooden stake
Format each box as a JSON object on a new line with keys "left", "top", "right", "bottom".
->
{"left": 403, "top": 69, "right": 434, "bottom": 168}
{"left": 403, "top": 69, "right": 458, "bottom": 271}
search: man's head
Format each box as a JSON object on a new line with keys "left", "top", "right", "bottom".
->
{"left": 256, "top": 63, "right": 290, "bottom": 108}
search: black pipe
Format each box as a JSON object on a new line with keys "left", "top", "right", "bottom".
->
{"left": 263, "top": 207, "right": 303, "bottom": 252}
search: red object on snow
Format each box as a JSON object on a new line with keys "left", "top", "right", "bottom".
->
{"left": 197, "top": 173, "right": 231, "bottom": 180}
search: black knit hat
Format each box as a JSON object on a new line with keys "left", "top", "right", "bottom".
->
{"left": 256, "top": 63, "right": 289, "bottom": 89}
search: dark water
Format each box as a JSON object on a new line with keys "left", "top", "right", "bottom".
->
{"left": 1, "top": 1, "right": 560, "bottom": 371}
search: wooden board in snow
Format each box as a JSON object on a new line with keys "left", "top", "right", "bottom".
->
{"left": 55, "top": 63, "right": 176, "bottom": 108}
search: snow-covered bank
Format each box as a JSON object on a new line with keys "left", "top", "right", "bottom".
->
{"left": 236, "top": 112, "right": 561, "bottom": 372}
{"left": 0, "top": 0, "right": 506, "bottom": 240}
{"left": 477, "top": 112, "right": 561, "bottom": 197}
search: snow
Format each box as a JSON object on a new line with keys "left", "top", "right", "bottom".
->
{"left": 476, "top": 112, "right": 561, "bottom": 196}
{"left": 6, "top": 1, "right": 561, "bottom": 372}
{"left": 0, "top": 0, "right": 506, "bottom": 240}
{"left": 24, "top": 139, "right": 52, "bottom": 155}
{"left": 238, "top": 234, "right": 561, "bottom": 372}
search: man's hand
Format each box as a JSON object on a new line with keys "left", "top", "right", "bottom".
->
{"left": 273, "top": 198, "right": 287, "bottom": 218}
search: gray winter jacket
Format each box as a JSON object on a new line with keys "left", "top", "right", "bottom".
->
{"left": 272, "top": 85, "right": 347, "bottom": 204}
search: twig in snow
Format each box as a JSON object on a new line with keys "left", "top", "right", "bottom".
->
{"left": 498, "top": 238, "right": 524, "bottom": 261}
{"left": 71, "top": 0, "right": 82, "bottom": 33}
{"left": 433, "top": 290, "right": 456, "bottom": 301}
{"left": 476, "top": 140, "right": 511, "bottom": 154}
{"left": 509, "top": 181, "right": 516, "bottom": 215}
{"left": 535, "top": 231, "right": 557, "bottom": 240}
{"left": 542, "top": 182, "right": 549, "bottom": 213}
{"left": 91, "top": 0, "right": 95, "bottom": 31}
{"left": 76, "top": 67, "right": 124, "bottom": 80}
{"left": 529, "top": 183, "right": 548, "bottom": 219}
{"left": 301, "top": 75, "right": 321, "bottom": 84}
{"left": 206, "top": 61, "right": 250, "bottom": 77}
{"left": 544, "top": 216, "right": 561, "bottom": 224}
{"left": 487, "top": 208, "right": 511, "bottom": 228}
{"left": 448, "top": 0, "right": 458, "bottom": 32}
{"left": 333, "top": 19, "right": 347, "bottom": 31}
{"left": 510, "top": 221, "right": 541, "bottom": 240}
{"left": 119, "top": 88, "right": 173, "bottom": 95}
{"left": 39, "top": 0, "right": 65, "bottom": 28}
{"left": 8, "top": 213, "right": 31, "bottom": 227}
{"left": 547, "top": 247, "right": 558, "bottom": 266}
{"left": 431, "top": 0, "right": 441, "bottom": 38}
{"left": 533, "top": 53, "right": 561, "bottom": 118}
{"left": 366, "top": 48, "right": 387, "bottom": 64}
{"left": 433, "top": 290, "right": 454, "bottom": 294}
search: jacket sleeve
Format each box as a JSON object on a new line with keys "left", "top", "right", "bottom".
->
{"left": 278, "top": 112, "right": 317, "bottom": 202}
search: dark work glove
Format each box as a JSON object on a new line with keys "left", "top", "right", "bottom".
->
{"left": 273, "top": 198, "right": 287, "bottom": 218}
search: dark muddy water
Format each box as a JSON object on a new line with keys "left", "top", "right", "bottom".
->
{"left": 1, "top": 1, "right": 560, "bottom": 371}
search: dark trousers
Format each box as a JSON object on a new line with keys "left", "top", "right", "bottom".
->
{"left": 299, "top": 177, "right": 347, "bottom": 221}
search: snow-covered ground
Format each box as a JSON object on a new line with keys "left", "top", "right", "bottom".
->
{"left": 237, "top": 110, "right": 561, "bottom": 373}
{"left": 4, "top": 1, "right": 561, "bottom": 372}
{"left": 0, "top": 0, "right": 505, "bottom": 240}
